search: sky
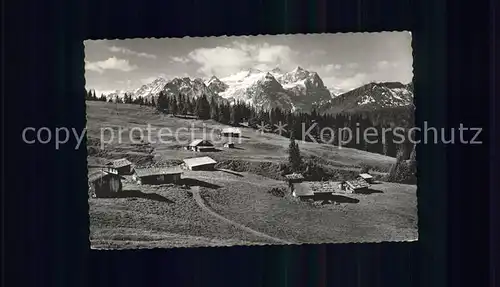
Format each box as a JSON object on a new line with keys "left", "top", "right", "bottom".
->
{"left": 84, "top": 32, "right": 413, "bottom": 96}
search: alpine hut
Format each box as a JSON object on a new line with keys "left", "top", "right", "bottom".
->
{"left": 341, "top": 179, "right": 370, "bottom": 194}
{"left": 291, "top": 183, "right": 314, "bottom": 199}
{"left": 106, "top": 158, "right": 133, "bottom": 175}
{"left": 88, "top": 170, "right": 122, "bottom": 198}
{"left": 358, "top": 173, "right": 374, "bottom": 184}
{"left": 185, "top": 139, "right": 215, "bottom": 152}
{"left": 183, "top": 156, "right": 217, "bottom": 171}
{"left": 220, "top": 127, "right": 241, "bottom": 138}
{"left": 284, "top": 173, "right": 305, "bottom": 187}
{"left": 133, "top": 166, "right": 183, "bottom": 185}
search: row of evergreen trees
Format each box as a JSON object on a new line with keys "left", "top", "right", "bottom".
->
{"left": 86, "top": 89, "right": 154, "bottom": 106}
{"left": 86, "top": 89, "right": 415, "bottom": 159}
{"left": 156, "top": 92, "right": 415, "bottom": 158}
{"left": 85, "top": 90, "right": 107, "bottom": 102}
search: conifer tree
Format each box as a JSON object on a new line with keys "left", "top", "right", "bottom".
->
{"left": 169, "top": 96, "right": 177, "bottom": 115}
{"left": 195, "top": 94, "right": 211, "bottom": 120}
{"left": 178, "top": 93, "right": 187, "bottom": 115}
{"left": 157, "top": 91, "right": 168, "bottom": 112}
{"left": 288, "top": 132, "right": 303, "bottom": 173}
{"left": 210, "top": 97, "right": 218, "bottom": 120}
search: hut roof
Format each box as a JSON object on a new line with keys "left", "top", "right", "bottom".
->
{"left": 183, "top": 156, "right": 217, "bottom": 168}
{"left": 346, "top": 179, "right": 370, "bottom": 189}
{"left": 108, "top": 158, "right": 132, "bottom": 168}
{"left": 221, "top": 127, "right": 241, "bottom": 134}
{"left": 292, "top": 183, "right": 314, "bottom": 196}
{"left": 285, "top": 173, "right": 304, "bottom": 180}
{"left": 134, "top": 166, "right": 183, "bottom": 178}
{"left": 88, "top": 170, "right": 119, "bottom": 183}
{"left": 359, "top": 173, "right": 373, "bottom": 179}
{"left": 188, "top": 139, "right": 214, "bottom": 147}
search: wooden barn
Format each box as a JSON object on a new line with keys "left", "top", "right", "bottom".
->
{"left": 284, "top": 173, "right": 305, "bottom": 187}
{"left": 88, "top": 170, "right": 122, "bottom": 198}
{"left": 106, "top": 158, "right": 133, "bottom": 175}
{"left": 133, "top": 167, "right": 183, "bottom": 185}
{"left": 339, "top": 179, "right": 370, "bottom": 194}
{"left": 183, "top": 156, "right": 217, "bottom": 171}
{"left": 185, "top": 139, "right": 215, "bottom": 152}
{"left": 290, "top": 183, "right": 314, "bottom": 199}
{"left": 220, "top": 127, "right": 241, "bottom": 138}
{"left": 358, "top": 173, "right": 374, "bottom": 184}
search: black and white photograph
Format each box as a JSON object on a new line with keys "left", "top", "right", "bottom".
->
{"left": 85, "top": 32, "right": 417, "bottom": 249}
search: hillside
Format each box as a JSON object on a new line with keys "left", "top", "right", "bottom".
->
{"left": 85, "top": 101, "right": 397, "bottom": 173}
{"left": 87, "top": 101, "right": 417, "bottom": 248}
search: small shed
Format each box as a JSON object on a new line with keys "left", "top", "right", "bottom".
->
{"left": 220, "top": 127, "right": 241, "bottom": 138}
{"left": 88, "top": 170, "right": 122, "bottom": 198}
{"left": 358, "top": 173, "right": 374, "bottom": 184}
{"left": 338, "top": 181, "right": 347, "bottom": 190}
{"left": 183, "top": 156, "right": 217, "bottom": 171}
{"left": 284, "top": 173, "right": 304, "bottom": 187}
{"left": 107, "top": 158, "right": 133, "bottom": 175}
{"left": 185, "top": 139, "right": 215, "bottom": 152}
{"left": 223, "top": 142, "right": 235, "bottom": 148}
{"left": 291, "top": 183, "right": 314, "bottom": 199}
{"left": 133, "top": 166, "right": 183, "bottom": 185}
{"left": 344, "top": 179, "right": 370, "bottom": 194}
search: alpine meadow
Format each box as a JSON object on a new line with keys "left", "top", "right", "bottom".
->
{"left": 85, "top": 32, "right": 418, "bottom": 249}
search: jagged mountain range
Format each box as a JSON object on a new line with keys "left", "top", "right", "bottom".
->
{"left": 317, "top": 82, "right": 414, "bottom": 114}
{"left": 99, "top": 66, "right": 413, "bottom": 114}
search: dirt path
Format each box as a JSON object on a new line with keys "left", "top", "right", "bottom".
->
{"left": 189, "top": 186, "right": 292, "bottom": 245}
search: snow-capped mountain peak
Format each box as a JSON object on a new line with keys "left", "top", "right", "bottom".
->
{"left": 206, "top": 75, "right": 229, "bottom": 94}
{"left": 134, "top": 77, "right": 168, "bottom": 99}
{"left": 215, "top": 67, "right": 331, "bottom": 111}
{"left": 92, "top": 66, "right": 412, "bottom": 115}
{"left": 271, "top": 67, "right": 282, "bottom": 74}
{"left": 318, "top": 81, "right": 414, "bottom": 114}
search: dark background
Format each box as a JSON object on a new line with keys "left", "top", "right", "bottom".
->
{"left": 3, "top": 0, "right": 496, "bottom": 286}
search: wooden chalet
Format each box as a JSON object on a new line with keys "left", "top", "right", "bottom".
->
{"left": 88, "top": 170, "right": 122, "bottom": 198}
{"left": 284, "top": 173, "right": 305, "bottom": 187}
{"left": 133, "top": 166, "right": 183, "bottom": 185}
{"left": 185, "top": 139, "right": 215, "bottom": 152}
{"left": 220, "top": 127, "right": 241, "bottom": 138}
{"left": 106, "top": 158, "right": 133, "bottom": 175}
{"left": 183, "top": 156, "right": 217, "bottom": 171}
{"left": 358, "top": 173, "right": 374, "bottom": 184}
{"left": 290, "top": 183, "right": 314, "bottom": 199}
{"left": 339, "top": 179, "right": 370, "bottom": 194}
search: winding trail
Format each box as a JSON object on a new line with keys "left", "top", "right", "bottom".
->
{"left": 190, "top": 186, "right": 292, "bottom": 245}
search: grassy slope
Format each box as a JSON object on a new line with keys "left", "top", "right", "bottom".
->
{"left": 86, "top": 101, "right": 396, "bottom": 170}
{"left": 197, "top": 171, "right": 418, "bottom": 244}
{"left": 86, "top": 101, "right": 417, "bottom": 248}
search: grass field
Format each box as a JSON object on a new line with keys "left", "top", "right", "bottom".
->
{"left": 86, "top": 101, "right": 417, "bottom": 248}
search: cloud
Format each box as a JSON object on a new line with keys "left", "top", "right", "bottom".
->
{"left": 346, "top": 62, "right": 359, "bottom": 69}
{"left": 85, "top": 57, "right": 138, "bottom": 73}
{"left": 170, "top": 56, "right": 190, "bottom": 64}
{"left": 108, "top": 46, "right": 157, "bottom": 59}
{"left": 186, "top": 41, "right": 298, "bottom": 77}
{"left": 320, "top": 73, "right": 368, "bottom": 93}
{"left": 308, "top": 49, "right": 327, "bottom": 57}
{"left": 376, "top": 60, "right": 400, "bottom": 70}
{"left": 318, "top": 64, "right": 342, "bottom": 73}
